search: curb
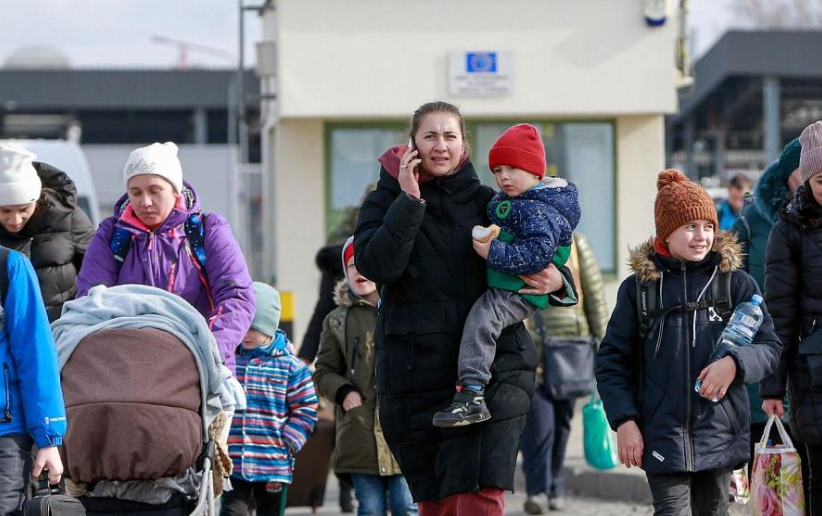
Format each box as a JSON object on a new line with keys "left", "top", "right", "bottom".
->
{"left": 514, "top": 459, "right": 652, "bottom": 504}
{"left": 564, "top": 464, "right": 652, "bottom": 504}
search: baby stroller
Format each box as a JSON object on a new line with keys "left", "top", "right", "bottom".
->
{"left": 52, "top": 285, "right": 236, "bottom": 516}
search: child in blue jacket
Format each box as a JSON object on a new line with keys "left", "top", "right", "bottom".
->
{"left": 434, "top": 124, "right": 580, "bottom": 427}
{"left": 0, "top": 245, "right": 66, "bottom": 516}
{"left": 223, "top": 282, "right": 318, "bottom": 516}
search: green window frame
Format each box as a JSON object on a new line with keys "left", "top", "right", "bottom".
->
{"left": 325, "top": 119, "right": 617, "bottom": 272}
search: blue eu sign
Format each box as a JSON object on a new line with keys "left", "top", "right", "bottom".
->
{"left": 466, "top": 52, "right": 497, "bottom": 73}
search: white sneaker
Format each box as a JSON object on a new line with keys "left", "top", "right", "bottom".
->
{"left": 523, "top": 495, "right": 546, "bottom": 515}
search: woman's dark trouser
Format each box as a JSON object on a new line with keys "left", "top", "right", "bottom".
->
{"left": 219, "top": 478, "right": 287, "bottom": 516}
{"left": 520, "top": 387, "right": 575, "bottom": 498}
{"left": 0, "top": 435, "right": 32, "bottom": 516}
{"left": 645, "top": 470, "right": 731, "bottom": 516}
{"left": 804, "top": 443, "right": 822, "bottom": 516}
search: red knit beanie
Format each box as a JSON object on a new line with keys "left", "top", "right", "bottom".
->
{"left": 488, "top": 124, "right": 546, "bottom": 179}
{"left": 654, "top": 169, "right": 718, "bottom": 242}
{"left": 342, "top": 237, "right": 355, "bottom": 267}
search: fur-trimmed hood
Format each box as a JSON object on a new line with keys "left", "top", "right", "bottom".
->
{"left": 755, "top": 159, "right": 793, "bottom": 225}
{"left": 333, "top": 279, "right": 376, "bottom": 309}
{"left": 628, "top": 231, "right": 743, "bottom": 283}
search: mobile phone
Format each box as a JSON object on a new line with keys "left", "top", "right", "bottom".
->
{"left": 408, "top": 137, "right": 416, "bottom": 152}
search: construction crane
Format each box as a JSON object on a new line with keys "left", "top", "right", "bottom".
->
{"left": 151, "top": 35, "right": 236, "bottom": 69}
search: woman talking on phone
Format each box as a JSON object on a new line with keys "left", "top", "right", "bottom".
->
{"left": 353, "top": 101, "right": 576, "bottom": 515}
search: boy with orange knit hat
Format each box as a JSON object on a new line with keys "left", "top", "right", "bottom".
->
{"left": 596, "top": 169, "right": 781, "bottom": 515}
{"left": 433, "top": 124, "right": 580, "bottom": 428}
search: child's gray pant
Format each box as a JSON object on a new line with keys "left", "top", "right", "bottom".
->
{"left": 458, "top": 288, "right": 536, "bottom": 385}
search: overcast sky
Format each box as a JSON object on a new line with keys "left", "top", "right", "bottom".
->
{"left": 1, "top": 0, "right": 734, "bottom": 69}
{"left": 1, "top": 0, "right": 263, "bottom": 69}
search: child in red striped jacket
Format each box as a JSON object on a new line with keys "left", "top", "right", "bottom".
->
{"left": 224, "top": 282, "right": 319, "bottom": 516}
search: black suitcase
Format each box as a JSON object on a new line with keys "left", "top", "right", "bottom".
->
{"left": 23, "top": 472, "right": 85, "bottom": 516}
{"left": 285, "top": 417, "right": 335, "bottom": 509}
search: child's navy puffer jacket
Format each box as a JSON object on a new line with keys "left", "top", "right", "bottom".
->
{"left": 596, "top": 232, "right": 781, "bottom": 475}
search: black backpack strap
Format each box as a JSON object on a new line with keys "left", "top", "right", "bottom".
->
{"left": 710, "top": 271, "right": 734, "bottom": 319}
{"left": 0, "top": 247, "right": 8, "bottom": 308}
{"left": 532, "top": 308, "right": 548, "bottom": 345}
{"left": 635, "top": 278, "right": 657, "bottom": 341}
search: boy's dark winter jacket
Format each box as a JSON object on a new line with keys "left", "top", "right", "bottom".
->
{"left": 761, "top": 187, "right": 822, "bottom": 444}
{"left": 596, "top": 232, "right": 781, "bottom": 475}
{"left": 354, "top": 147, "right": 576, "bottom": 502}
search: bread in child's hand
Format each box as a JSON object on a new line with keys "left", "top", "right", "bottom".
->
{"left": 472, "top": 224, "right": 501, "bottom": 243}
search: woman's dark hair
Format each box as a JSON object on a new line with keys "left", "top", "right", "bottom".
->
{"left": 729, "top": 173, "right": 751, "bottom": 191}
{"left": 409, "top": 101, "right": 470, "bottom": 150}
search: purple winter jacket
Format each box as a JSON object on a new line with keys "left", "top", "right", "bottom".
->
{"left": 76, "top": 181, "right": 255, "bottom": 372}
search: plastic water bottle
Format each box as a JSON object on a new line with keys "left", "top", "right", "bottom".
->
{"left": 694, "top": 294, "right": 764, "bottom": 401}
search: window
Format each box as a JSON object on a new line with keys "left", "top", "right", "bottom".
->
{"left": 327, "top": 121, "right": 616, "bottom": 272}
{"left": 326, "top": 125, "right": 406, "bottom": 233}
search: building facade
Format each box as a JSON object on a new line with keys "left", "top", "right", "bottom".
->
{"left": 257, "top": 0, "right": 680, "bottom": 341}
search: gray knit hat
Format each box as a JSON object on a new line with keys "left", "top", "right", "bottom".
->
{"left": 250, "top": 282, "right": 281, "bottom": 339}
{"left": 799, "top": 121, "right": 822, "bottom": 183}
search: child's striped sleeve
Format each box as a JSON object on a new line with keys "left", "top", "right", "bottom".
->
{"left": 281, "top": 359, "right": 319, "bottom": 454}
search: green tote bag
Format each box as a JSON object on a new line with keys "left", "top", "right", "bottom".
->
{"left": 582, "top": 392, "right": 619, "bottom": 470}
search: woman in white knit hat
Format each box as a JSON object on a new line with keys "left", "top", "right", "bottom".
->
{"left": 76, "top": 142, "right": 255, "bottom": 373}
{"left": 0, "top": 142, "right": 96, "bottom": 321}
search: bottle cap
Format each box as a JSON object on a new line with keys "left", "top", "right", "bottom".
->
{"left": 751, "top": 294, "right": 763, "bottom": 306}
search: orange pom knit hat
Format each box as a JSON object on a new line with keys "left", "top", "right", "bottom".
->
{"left": 654, "top": 169, "right": 718, "bottom": 242}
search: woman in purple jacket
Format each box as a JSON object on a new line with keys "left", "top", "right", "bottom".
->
{"left": 76, "top": 142, "right": 255, "bottom": 371}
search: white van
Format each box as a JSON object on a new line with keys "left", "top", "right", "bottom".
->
{"left": 0, "top": 139, "right": 101, "bottom": 227}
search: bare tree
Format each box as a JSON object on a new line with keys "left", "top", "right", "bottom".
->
{"left": 735, "top": 0, "right": 822, "bottom": 28}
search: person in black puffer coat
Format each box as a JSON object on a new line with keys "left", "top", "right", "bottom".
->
{"left": 0, "top": 143, "right": 95, "bottom": 322}
{"left": 597, "top": 170, "right": 780, "bottom": 516}
{"left": 761, "top": 121, "right": 822, "bottom": 516}
{"left": 354, "top": 102, "right": 577, "bottom": 515}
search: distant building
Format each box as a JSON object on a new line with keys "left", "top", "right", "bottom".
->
{"left": 667, "top": 30, "right": 822, "bottom": 182}
{"left": 0, "top": 68, "right": 264, "bottom": 274}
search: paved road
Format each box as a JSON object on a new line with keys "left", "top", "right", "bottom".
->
{"left": 278, "top": 471, "right": 744, "bottom": 515}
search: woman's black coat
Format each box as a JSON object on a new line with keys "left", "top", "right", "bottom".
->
{"left": 354, "top": 156, "right": 575, "bottom": 502}
{"left": 762, "top": 189, "right": 822, "bottom": 444}
{"left": 0, "top": 163, "right": 95, "bottom": 321}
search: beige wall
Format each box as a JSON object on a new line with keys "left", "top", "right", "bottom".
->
{"left": 615, "top": 115, "right": 665, "bottom": 277}
{"left": 274, "top": 0, "right": 678, "bottom": 119}
{"left": 259, "top": 0, "right": 678, "bottom": 344}
{"left": 268, "top": 119, "right": 325, "bottom": 342}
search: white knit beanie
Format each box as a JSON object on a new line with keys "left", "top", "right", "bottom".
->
{"left": 800, "top": 121, "right": 822, "bottom": 183}
{"left": 123, "top": 142, "right": 183, "bottom": 193}
{"left": 0, "top": 143, "right": 42, "bottom": 206}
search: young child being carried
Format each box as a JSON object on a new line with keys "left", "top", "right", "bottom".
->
{"left": 433, "top": 123, "right": 580, "bottom": 428}
{"left": 223, "top": 282, "right": 319, "bottom": 516}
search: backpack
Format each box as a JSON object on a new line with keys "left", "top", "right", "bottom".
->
{"left": 633, "top": 269, "right": 733, "bottom": 404}
{"left": 109, "top": 212, "right": 213, "bottom": 308}
{"left": 635, "top": 270, "right": 734, "bottom": 341}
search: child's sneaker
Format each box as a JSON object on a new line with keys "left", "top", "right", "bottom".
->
{"left": 432, "top": 386, "right": 491, "bottom": 427}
